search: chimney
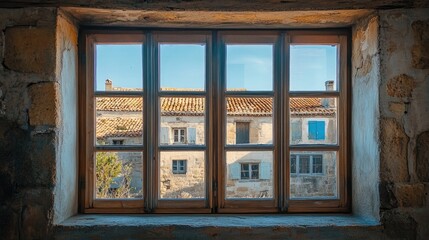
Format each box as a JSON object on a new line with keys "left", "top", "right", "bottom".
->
{"left": 105, "top": 79, "right": 112, "bottom": 91}
{"left": 322, "top": 80, "right": 335, "bottom": 108}
{"left": 325, "top": 80, "right": 334, "bottom": 91}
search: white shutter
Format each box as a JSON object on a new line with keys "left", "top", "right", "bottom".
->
{"left": 160, "top": 127, "right": 169, "bottom": 145}
{"left": 229, "top": 163, "right": 241, "bottom": 180}
{"left": 188, "top": 127, "right": 196, "bottom": 144}
{"left": 260, "top": 162, "right": 271, "bottom": 180}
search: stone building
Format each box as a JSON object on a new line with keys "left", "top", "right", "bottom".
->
{"left": 0, "top": 1, "right": 428, "bottom": 240}
{"left": 96, "top": 81, "right": 337, "bottom": 199}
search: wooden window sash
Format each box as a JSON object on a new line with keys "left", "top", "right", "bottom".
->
{"left": 79, "top": 29, "right": 350, "bottom": 214}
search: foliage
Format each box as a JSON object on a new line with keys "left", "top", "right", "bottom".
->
{"left": 95, "top": 152, "right": 135, "bottom": 198}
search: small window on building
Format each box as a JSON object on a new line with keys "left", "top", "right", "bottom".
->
{"left": 240, "top": 163, "right": 259, "bottom": 180}
{"left": 290, "top": 154, "right": 324, "bottom": 175}
{"left": 312, "top": 155, "right": 323, "bottom": 174}
{"left": 172, "top": 160, "right": 187, "bottom": 174}
{"left": 173, "top": 128, "right": 186, "bottom": 144}
{"left": 112, "top": 139, "right": 124, "bottom": 145}
{"left": 236, "top": 122, "right": 250, "bottom": 144}
{"left": 299, "top": 155, "right": 310, "bottom": 174}
{"left": 290, "top": 155, "right": 297, "bottom": 174}
{"left": 308, "top": 121, "right": 325, "bottom": 140}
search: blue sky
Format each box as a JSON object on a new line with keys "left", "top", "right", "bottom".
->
{"left": 95, "top": 44, "right": 337, "bottom": 91}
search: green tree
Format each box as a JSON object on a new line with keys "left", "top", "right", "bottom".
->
{"left": 96, "top": 152, "right": 134, "bottom": 198}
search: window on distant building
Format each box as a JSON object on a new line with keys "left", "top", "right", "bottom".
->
{"left": 236, "top": 122, "right": 250, "bottom": 144}
{"left": 112, "top": 139, "right": 124, "bottom": 145}
{"left": 81, "top": 29, "right": 349, "bottom": 213}
{"left": 240, "top": 163, "right": 259, "bottom": 179}
{"left": 290, "top": 154, "right": 323, "bottom": 175}
{"left": 172, "top": 160, "right": 187, "bottom": 174}
{"left": 173, "top": 128, "right": 187, "bottom": 144}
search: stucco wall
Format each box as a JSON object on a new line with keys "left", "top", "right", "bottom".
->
{"left": 351, "top": 14, "right": 381, "bottom": 220}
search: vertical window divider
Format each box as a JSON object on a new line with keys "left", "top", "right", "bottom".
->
{"left": 147, "top": 31, "right": 157, "bottom": 212}
{"left": 210, "top": 31, "right": 219, "bottom": 212}
{"left": 217, "top": 34, "right": 226, "bottom": 209}
{"left": 274, "top": 33, "right": 283, "bottom": 212}
{"left": 283, "top": 32, "right": 291, "bottom": 211}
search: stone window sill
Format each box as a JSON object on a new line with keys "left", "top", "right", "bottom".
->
{"left": 55, "top": 214, "right": 382, "bottom": 239}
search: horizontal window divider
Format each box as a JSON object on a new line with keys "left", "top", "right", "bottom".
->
{"left": 95, "top": 145, "right": 144, "bottom": 151}
{"left": 158, "top": 91, "right": 206, "bottom": 97}
{"left": 158, "top": 145, "right": 206, "bottom": 151}
{"left": 224, "top": 91, "right": 274, "bottom": 97}
{"left": 92, "top": 199, "right": 145, "bottom": 209}
{"left": 289, "top": 144, "right": 339, "bottom": 151}
{"left": 95, "top": 91, "right": 144, "bottom": 97}
{"left": 224, "top": 144, "right": 274, "bottom": 151}
{"left": 289, "top": 91, "right": 339, "bottom": 98}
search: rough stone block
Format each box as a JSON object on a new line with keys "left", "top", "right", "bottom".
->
{"left": 28, "top": 82, "right": 59, "bottom": 126}
{"left": 388, "top": 102, "right": 406, "bottom": 116}
{"left": 379, "top": 182, "right": 398, "bottom": 209}
{"left": 380, "top": 118, "right": 409, "bottom": 182}
{"left": 4, "top": 27, "right": 55, "bottom": 75}
{"left": 16, "top": 131, "right": 56, "bottom": 188}
{"left": 416, "top": 131, "right": 429, "bottom": 182}
{"left": 0, "top": 206, "right": 19, "bottom": 240}
{"left": 20, "top": 188, "right": 53, "bottom": 240}
{"left": 386, "top": 74, "right": 416, "bottom": 98}
{"left": 394, "top": 183, "right": 425, "bottom": 207}
{"left": 381, "top": 209, "right": 417, "bottom": 240}
{"left": 412, "top": 20, "right": 429, "bottom": 69}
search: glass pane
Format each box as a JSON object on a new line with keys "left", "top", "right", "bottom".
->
{"left": 226, "top": 45, "right": 273, "bottom": 91}
{"left": 95, "top": 44, "right": 143, "bottom": 91}
{"left": 225, "top": 151, "right": 273, "bottom": 199}
{"left": 160, "top": 44, "right": 205, "bottom": 91}
{"left": 95, "top": 152, "right": 143, "bottom": 199}
{"left": 159, "top": 151, "right": 205, "bottom": 199}
{"left": 226, "top": 97, "right": 273, "bottom": 145}
{"left": 290, "top": 45, "right": 337, "bottom": 91}
{"left": 96, "top": 97, "right": 143, "bottom": 145}
{"left": 290, "top": 151, "right": 337, "bottom": 199}
{"left": 289, "top": 97, "right": 337, "bottom": 144}
{"left": 160, "top": 97, "right": 205, "bottom": 146}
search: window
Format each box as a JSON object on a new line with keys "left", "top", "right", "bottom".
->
{"left": 112, "top": 139, "right": 124, "bottom": 145}
{"left": 308, "top": 121, "right": 325, "bottom": 140}
{"left": 80, "top": 29, "right": 349, "bottom": 213}
{"left": 236, "top": 122, "right": 250, "bottom": 144}
{"left": 172, "top": 160, "right": 187, "bottom": 174}
{"left": 290, "top": 154, "right": 323, "bottom": 175}
{"left": 173, "top": 128, "right": 186, "bottom": 144}
{"left": 240, "top": 163, "right": 259, "bottom": 180}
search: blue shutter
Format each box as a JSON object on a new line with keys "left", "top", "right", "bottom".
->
{"left": 317, "top": 121, "right": 325, "bottom": 140}
{"left": 160, "top": 127, "right": 169, "bottom": 144}
{"left": 229, "top": 163, "right": 240, "bottom": 180}
{"left": 260, "top": 162, "right": 271, "bottom": 180}
{"left": 308, "top": 121, "right": 325, "bottom": 140}
{"left": 308, "top": 121, "right": 317, "bottom": 139}
{"left": 291, "top": 121, "right": 302, "bottom": 142}
{"left": 188, "top": 127, "right": 196, "bottom": 144}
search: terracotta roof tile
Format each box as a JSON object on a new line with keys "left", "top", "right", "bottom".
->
{"left": 97, "top": 97, "right": 335, "bottom": 116}
{"left": 96, "top": 117, "right": 143, "bottom": 139}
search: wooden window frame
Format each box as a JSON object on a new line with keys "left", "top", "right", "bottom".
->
{"left": 79, "top": 28, "right": 350, "bottom": 214}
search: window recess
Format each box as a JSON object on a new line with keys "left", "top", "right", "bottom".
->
{"left": 80, "top": 29, "right": 349, "bottom": 214}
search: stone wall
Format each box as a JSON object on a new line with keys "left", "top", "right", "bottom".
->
{"left": 0, "top": 7, "right": 68, "bottom": 239}
{"left": 0, "top": 4, "right": 428, "bottom": 240}
{"left": 378, "top": 9, "right": 429, "bottom": 240}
